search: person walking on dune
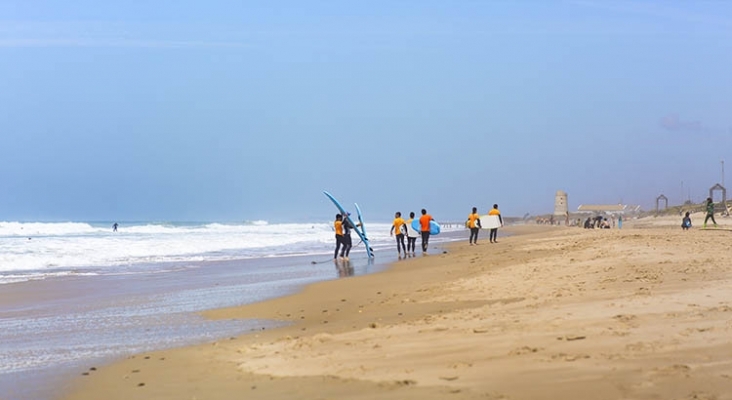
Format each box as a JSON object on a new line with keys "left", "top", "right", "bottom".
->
{"left": 419, "top": 209, "right": 434, "bottom": 255}
{"left": 390, "top": 211, "right": 407, "bottom": 258}
{"left": 467, "top": 207, "right": 481, "bottom": 245}
{"left": 488, "top": 204, "right": 503, "bottom": 243}
{"left": 704, "top": 197, "right": 718, "bottom": 229}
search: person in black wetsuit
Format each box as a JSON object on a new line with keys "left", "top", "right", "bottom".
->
{"left": 333, "top": 214, "right": 344, "bottom": 260}
{"left": 466, "top": 207, "right": 481, "bottom": 245}
{"left": 405, "top": 212, "right": 418, "bottom": 257}
{"left": 340, "top": 213, "right": 355, "bottom": 260}
{"left": 488, "top": 204, "right": 502, "bottom": 243}
{"left": 390, "top": 212, "right": 408, "bottom": 258}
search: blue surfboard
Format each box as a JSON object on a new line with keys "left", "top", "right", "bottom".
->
{"left": 353, "top": 203, "right": 374, "bottom": 257}
{"left": 323, "top": 191, "right": 374, "bottom": 258}
{"left": 411, "top": 218, "right": 441, "bottom": 235}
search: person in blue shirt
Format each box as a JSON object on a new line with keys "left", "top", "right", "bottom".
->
{"left": 681, "top": 212, "right": 692, "bottom": 230}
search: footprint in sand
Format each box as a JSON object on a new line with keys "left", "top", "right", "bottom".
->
{"left": 613, "top": 314, "right": 639, "bottom": 327}
{"left": 625, "top": 342, "right": 657, "bottom": 352}
{"left": 651, "top": 364, "right": 691, "bottom": 378}
{"left": 678, "top": 391, "right": 718, "bottom": 400}
{"left": 509, "top": 346, "right": 541, "bottom": 355}
{"left": 546, "top": 353, "right": 590, "bottom": 362}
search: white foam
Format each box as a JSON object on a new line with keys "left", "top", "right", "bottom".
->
{"left": 0, "top": 220, "right": 444, "bottom": 284}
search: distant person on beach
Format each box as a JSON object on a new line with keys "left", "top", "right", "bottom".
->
{"left": 419, "top": 209, "right": 434, "bottom": 254}
{"left": 466, "top": 207, "right": 481, "bottom": 245}
{"left": 390, "top": 212, "right": 407, "bottom": 258}
{"left": 618, "top": 215, "right": 623, "bottom": 229}
{"left": 112, "top": 222, "right": 118, "bottom": 232}
{"left": 488, "top": 204, "right": 502, "bottom": 243}
{"left": 704, "top": 197, "right": 718, "bottom": 228}
{"left": 682, "top": 212, "right": 692, "bottom": 230}
{"left": 405, "top": 211, "right": 419, "bottom": 257}
{"left": 333, "top": 214, "right": 344, "bottom": 260}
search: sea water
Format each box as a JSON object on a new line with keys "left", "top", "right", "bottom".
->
{"left": 0, "top": 220, "right": 460, "bottom": 400}
{"left": 0, "top": 220, "right": 386, "bottom": 284}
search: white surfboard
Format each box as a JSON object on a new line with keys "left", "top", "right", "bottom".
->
{"left": 480, "top": 215, "right": 502, "bottom": 229}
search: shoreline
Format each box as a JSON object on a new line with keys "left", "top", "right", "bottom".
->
{"left": 0, "top": 245, "right": 409, "bottom": 400}
{"left": 62, "top": 220, "right": 732, "bottom": 399}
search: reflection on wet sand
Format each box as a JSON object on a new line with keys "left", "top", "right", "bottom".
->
{"left": 334, "top": 259, "right": 354, "bottom": 278}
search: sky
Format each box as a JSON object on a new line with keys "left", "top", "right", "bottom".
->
{"left": 1, "top": 1, "right": 731, "bottom": 222}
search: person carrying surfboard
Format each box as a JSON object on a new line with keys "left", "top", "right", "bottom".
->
{"left": 419, "top": 209, "right": 434, "bottom": 255}
{"left": 488, "top": 204, "right": 503, "bottom": 243}
{"left": 340, "top": 213, "right": 358, "bottom": 260}
{"left": 467, "top": 207, "right": 482, "bottom": 245}
{"left": 405, "top": 212, "right": 419, "bottom": 257}
{"left": 390, "top": 212, "right": 408, "bottom": 258}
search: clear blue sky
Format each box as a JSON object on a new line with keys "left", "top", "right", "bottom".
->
{"left": 1, "top": 1, "right": 731, "bottom": 222}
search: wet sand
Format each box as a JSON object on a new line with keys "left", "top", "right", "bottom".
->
{"left": 61, "top": 220, "right": 732, "bottom": 400}
{"left": 1, "top": 252, "right": 399, "bottom": 400}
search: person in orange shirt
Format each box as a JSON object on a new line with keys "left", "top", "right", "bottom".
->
{"left": 390, "top": 211, "right": 407, "bottom": 258}
{"left": 488, "top": 204, "right": 503, "bottom": 243}
{"left": 419, "top": 208, "right": 434, "bottom": 254}
{"left": 333, "top": 213, "right": 344, "bottom": 260}
{"left": 466, "top": 207, "right": 482, "bottom": 245}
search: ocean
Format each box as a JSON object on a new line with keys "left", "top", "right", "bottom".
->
{"left": 0, "top": 220, "right": 461, "bottom": 400}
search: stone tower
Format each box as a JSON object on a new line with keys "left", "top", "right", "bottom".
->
{"left": 554, "top": 190, "right": 568, "bottom": 216}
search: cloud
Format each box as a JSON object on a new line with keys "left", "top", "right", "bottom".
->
{"left": 659, "top": 113, "right": 706, "bottom": 132}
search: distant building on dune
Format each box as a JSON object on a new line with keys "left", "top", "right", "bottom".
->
{"left": 576, "top": 204, "right": 642, "bottom": 215}
{"left": 554, "top": 190, "right": 568, "bottom": 216}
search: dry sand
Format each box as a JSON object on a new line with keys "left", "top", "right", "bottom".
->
{"left": 61, "top": 219, "right": 732, "bottom": 400}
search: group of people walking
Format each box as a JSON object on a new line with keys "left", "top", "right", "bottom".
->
{"left": 466, "top": 204, "right": 502, "bottom": 245}
{"left": 389, "top": 209, "right": 434, "bottom": 258}
{"left": 333, "top": 208, "right": 435, "bottom": 261}
{"left": 335, "top": 204, "right": 503, "bottom": 261}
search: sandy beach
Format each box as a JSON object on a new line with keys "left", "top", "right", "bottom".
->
{"left": 60, "top": 218, "right": 732, "bottom": 400}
